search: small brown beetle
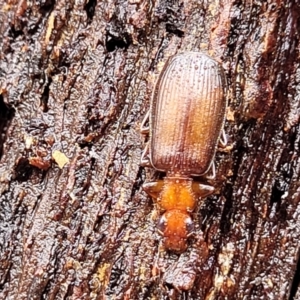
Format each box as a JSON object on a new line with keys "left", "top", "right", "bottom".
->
{"left": 141, "top": 52, "right": 227, "bottom": 252}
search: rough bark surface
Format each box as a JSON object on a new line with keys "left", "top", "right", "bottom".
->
{"left": 0, "top": 0, "right": 300, "bottom": 299}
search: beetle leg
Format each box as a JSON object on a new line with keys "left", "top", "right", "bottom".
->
{"left": 143, "top": 180, "right": 164, "bottom": 200}
{"left": 219, "top": 129, "right": 227, "bottom": 147}
{"left": 141, "top": 143, "right": 152, "bottom": 167}
{"left": 192, "top": 182, "right": 215, "bottom": 198}
{"left": 140, "top": 110, "right": 150, "bottom": 134}
{"left": 205, "top": 161, "right": 216, "bottom": 180}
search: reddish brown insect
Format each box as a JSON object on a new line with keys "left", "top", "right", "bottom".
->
{"left": 141, "top": 52, "right": 227, "bottom": 252}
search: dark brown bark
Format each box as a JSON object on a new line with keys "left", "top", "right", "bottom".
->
{"left": 0, "top": 0, "right": 300, "bottom": 299}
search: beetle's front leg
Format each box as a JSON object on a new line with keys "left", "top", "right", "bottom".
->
{"left": 142, "top": 180, "right": 164, "bottom": 200}
{"left": 192, "top": 182, "right": 215, "bottom": 198}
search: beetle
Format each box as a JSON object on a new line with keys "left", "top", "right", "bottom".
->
{"left": 141, "top": 51, "right": 227, "bottom": 252}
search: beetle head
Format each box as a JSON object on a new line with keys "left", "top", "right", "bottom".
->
{"left": 157, "top": 210, "right": 194, "bottom": 253}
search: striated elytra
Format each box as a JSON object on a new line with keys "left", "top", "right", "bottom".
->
{"left": 141, "top": 52, "right": 227, "bottom": 252}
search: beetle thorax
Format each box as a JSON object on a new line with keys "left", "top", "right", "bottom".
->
{"left": 158, "top": 177, "right": 196, "bottom": 212}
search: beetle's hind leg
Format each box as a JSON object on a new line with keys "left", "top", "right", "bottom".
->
{"left": 140, "top": 110, "right": 150, "bottom": 134}
{"left": 218, "top": 129, "right": 227, "bottom": 147}
{"left": 140, "top": 110, "right": 152, "bottom": 167}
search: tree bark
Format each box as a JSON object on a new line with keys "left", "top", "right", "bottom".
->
{"left": 0, "top": 0, "right": 300, "bottom": 299}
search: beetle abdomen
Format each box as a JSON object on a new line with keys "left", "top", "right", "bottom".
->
{"left": 150, "top": 52, "right": 226, "bottom": 175}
